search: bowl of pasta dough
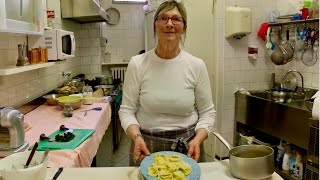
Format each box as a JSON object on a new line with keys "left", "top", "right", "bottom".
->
{"left": 140, "top": 151, "right": 200, "bottom": 180}
{"left": 0, "top": 151, "right": 49, "bottom": 180}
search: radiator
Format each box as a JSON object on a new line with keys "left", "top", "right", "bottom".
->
{"left": 110, "top": 67, "right": 127, "bottom": 82}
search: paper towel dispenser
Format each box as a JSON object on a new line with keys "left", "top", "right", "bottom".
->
{"left": 61, "top": 0, "right": 109, "bottom": 24}
{"left": 225, "top": 6, "right": 252, "bottom": 39}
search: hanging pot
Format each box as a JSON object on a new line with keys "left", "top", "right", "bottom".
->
{"left": 209, "top": 128, "right": 275, "bottom": 179}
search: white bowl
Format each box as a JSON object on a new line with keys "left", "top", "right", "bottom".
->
{"left": 0, "top": 151, "right": 49, "bottom": 180}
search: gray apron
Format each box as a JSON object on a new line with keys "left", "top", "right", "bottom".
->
{"left": 129, "top": 124, "right": 206, "bottom": 166}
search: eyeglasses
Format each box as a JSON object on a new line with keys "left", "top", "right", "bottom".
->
{"left": 156, "top": 16, "right": 184, "bottom": 25}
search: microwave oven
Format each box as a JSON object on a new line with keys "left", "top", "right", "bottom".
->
{"left": 29, "top": 29, "right": 75, "bottom": 61}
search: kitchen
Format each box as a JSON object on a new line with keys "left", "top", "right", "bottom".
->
{"left": 0, "top": 0, "right": 319, "bottom": 179}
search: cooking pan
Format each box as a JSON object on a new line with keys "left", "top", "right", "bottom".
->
{"left": 270, "top": 28, "right": 287, "bottom": 65}
{"left": 210, "top": 129, "right": 274, "bottom": 179}
{"left": 281, "top": 29, "right": 295, "bottom": 62}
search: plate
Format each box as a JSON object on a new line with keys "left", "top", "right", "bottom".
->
{"left": 140, "top": 151, "right": 201, "bottom": 180}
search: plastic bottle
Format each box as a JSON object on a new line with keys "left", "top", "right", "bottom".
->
{"left": 289, "top": 146, "right": 296, "bottom": 172}
{"left": 276, "top": 140, "right": 285, "bottom": 169}
{"left": 282, "top": 144, "right": 290, "bottom": 171}
{"left": 309, "top": 0, "right": 319, "bottom": 18}
{"left": 293, "top": 151, "right": 304, "bottom": 178}
{"left": 83, "top": 85, "right": 93, "bottom": 105}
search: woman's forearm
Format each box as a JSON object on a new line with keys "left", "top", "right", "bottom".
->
{"left": 126, "top": 124, "right": 142, "bottom": 140}
{"left": 193, "top": 128, "right": 208, "bottom": 144}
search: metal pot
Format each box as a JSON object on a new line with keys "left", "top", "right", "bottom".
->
{"left": 210, "top": 129, "right": 275, "bottom": 179}
{"left": 266, "top": 88, "right": 293, "bottom": 103}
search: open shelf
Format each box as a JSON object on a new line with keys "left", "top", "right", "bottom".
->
{"left": 269, "top": 18, "right": 319, "bottom": 27}
{"left": 0, "top": 62, "right": 55, "bottom": 75}
{"left": 275, "top": 168, "right": 303, "bottom": 180}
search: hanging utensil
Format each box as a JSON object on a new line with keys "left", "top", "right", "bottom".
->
{"left": 313, "top": 40, "right": 319, "bottom": 62}
{"left": 302, "top": 28, "right": 318, "bottom": 66}
{"left": 271, "top": 28, "right": 287, "bottom": 65}
{"left": 281, "top": 29, "right": 295, "bottom": 62}
{"left": 265, "top": 27, "right": 272, "bottom": 50}
{"left": 295, "top": 26, "right": 305, "bottom": 52}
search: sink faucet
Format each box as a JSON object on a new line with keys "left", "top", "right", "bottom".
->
{"left": 281, "top": 70, "right": 305, "bottom": 95}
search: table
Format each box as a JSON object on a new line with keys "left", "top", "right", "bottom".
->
{"left": 24, "top": 102, "right": 111, "bottom": 167}
{"left": 45, "top": 161, "right": 283, "bottom": 180}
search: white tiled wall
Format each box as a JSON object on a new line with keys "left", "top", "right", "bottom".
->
{"left": 101, "top": 3, "right": 145, "bottom": 63}
{"left": 215, "top": 0, "right": 319, "bottom": 158}
{"left": 0, "top": 0, "right": 81, "bottom": 107}
{"left": 79, "top": 3, "right": 144, "bottom": 79}
{"left": 78, "top": 23, "right": 103, "bottom": 80}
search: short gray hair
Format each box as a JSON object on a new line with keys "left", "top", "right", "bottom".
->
{"left": 153, "top": 0, "right": 187, "bottom": 44}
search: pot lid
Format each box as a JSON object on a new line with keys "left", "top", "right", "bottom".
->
{"left": 105, "top": 7, "right": 120, "bottom": 25}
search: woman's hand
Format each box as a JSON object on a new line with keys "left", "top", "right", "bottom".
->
{"left": 133, "top": 136, "right": 150, "bottom": 161}
{"left": 187, "top": 128, "right": 208, "bottom": 162}
{"left": 187, "top": 138, "right": 201, "bottom": 161}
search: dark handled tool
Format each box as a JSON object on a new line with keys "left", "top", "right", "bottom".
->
{"left": 82, "top": 107, "right": 102, "bottom": 116}
{"left": 40, "top": 133, "right": 56, "bottom": 142}
{"left": 25, "top": 142, "right": 38, "bottom": 168}
{"left": 60, "top": 125, "right": 69, "bottom": 131}
{"left": 52, "top": 167, "right": 63, "bottom": 180}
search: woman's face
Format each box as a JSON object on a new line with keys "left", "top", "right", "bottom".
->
{"left": 155, "top": 7, "right": 185, "bottom": 44}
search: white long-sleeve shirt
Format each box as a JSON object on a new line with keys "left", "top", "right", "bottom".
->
{"left": 119, "top": 49, "right": 216, "bottom": 134}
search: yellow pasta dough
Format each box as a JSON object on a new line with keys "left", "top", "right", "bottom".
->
{"left": 147, "top": 154, "right": 192, "bottom": 180}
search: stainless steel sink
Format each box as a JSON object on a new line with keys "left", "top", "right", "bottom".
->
{"left": 235, "top": 89, "right": 316, "bottom": 149}
{"left": 249, "top": 90, "right": 314, "bottom": 111}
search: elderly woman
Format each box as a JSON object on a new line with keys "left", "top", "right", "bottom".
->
{"left": 119, "top": 0, "right": 216, "bottom": 166}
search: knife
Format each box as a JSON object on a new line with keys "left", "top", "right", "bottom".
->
{"left": 52, "top": 167, "right": 63, "bottom": 180}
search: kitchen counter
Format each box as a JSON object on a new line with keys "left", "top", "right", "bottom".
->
{"left": 45, "top": 160, "right": 283, "bottom": 180}
{"left": 24, "top": 102, "right": 111, "bottom": 167}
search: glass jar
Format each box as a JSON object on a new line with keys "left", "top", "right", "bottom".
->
{"left": 63, "top": 103, "right": 73, "bottom": 117}
{"left": 83, "top": 85, "right": 93, "bottom": 105}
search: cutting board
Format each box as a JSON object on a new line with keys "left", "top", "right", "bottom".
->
{"left": 31, "top": 129, "right": 95, "bottom": 151}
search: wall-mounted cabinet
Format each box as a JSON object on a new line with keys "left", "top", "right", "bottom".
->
{"left": 0, "top": 0, "right": 44, "bottom": 35}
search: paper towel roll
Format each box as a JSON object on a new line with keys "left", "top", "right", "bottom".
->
{"left": 312, "top": 96, "right": 320, "bottom": 120}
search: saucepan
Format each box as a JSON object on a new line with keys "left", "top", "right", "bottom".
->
{"left": 209, "top": 128, "right": 274, "bottom": 179}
